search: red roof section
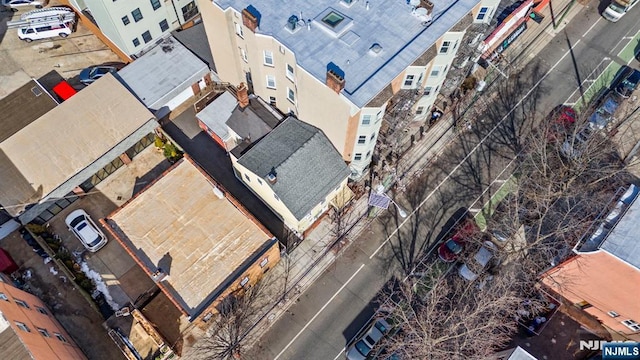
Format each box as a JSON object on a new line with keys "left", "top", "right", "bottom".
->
{"left": 52, "top": 80, "right": 77, "bottom": 101}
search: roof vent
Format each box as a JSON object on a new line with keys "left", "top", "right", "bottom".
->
{"left": 287, "top": 15, "right": 299, "bottom": 31}
{"left": 369, "top": 43, "right": 382, "bottom": 55}
{"left": 266, "top": 171, "right": 277, "bottom": 184}
{"left": 31, "top": 86, "right": 42, "bottom": 97}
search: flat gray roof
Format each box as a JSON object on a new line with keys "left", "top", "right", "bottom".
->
{"left": 117, "top": 36, "right": 211, "bottom": 110}
{"left": 215, "top": 0, "right": 479, "bottom": 107}
{"left": 601, "top": 189, "right": 640, "bottom": 270}
{"left": 196, "top": 91, "right": 238, "bottom": 140}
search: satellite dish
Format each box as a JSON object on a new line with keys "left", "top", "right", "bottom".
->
{"left": 409, "top": 0, "right": 420, "bottom": 5}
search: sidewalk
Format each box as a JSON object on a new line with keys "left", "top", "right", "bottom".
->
{"left": 239, "top": 1, "right": 588, "bottom": 356}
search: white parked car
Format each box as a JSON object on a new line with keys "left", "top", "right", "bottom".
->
{"left": 2, "top": 0, "right": 48, "bottom": 10}
{"left": 18, "top": 23, "right": 72, "bottom": 42}
{"left": 65, "top": 209, "right": 108, "bottom": 252}
{"left": 458, "top": 241, "right": 496, "bottom": 281}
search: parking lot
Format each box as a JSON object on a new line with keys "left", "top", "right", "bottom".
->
{"left": 0, "top": 2, "right": 122, "bottom": 96}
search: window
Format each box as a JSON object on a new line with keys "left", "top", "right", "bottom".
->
{"left": 404, "top": 75, "right": 415, "bottom": 87}
{"left": 362, "top": 115, "right": 372, "bottom": 125}
{"left": 416, "top": 106, "right": 425, "bottom": 115}
{"left": 132, "top": 38, "right": 140, "bottom": 47}
{"left": 263, "top": 51, "right": 274, "bottom": 66}
{"left": 266, "top": 75, "right": 276, "bottom": 89}
{"left": 240, "top": 276, "right": 250, "bottom": 287}
{"left": 240, "top": 48, "right": 248, "bottom": 62}
{"left": 15, "top": 322, "right": 30, "bottom": 332}
{"left": 269, "top": 96, "right": 276, "bottom": 106}
{"left": 608, "top": 311, "right": 620, "bottom": 318}
{"left": 244, "top": 174, "right": 251, "bottom": 182}
{"left": 287, "top": 88, "right": 295, "bottom": 103}
{"left": 575, "top": 300, "right": 592, "bottom": 309}
{"left": 354, "top": 153, "right": 362, "bottom": 161}
{"left": 37, "top": 328, "right": 50, "bottom": 337}
{"left": 0, "top": 292, "right": 7, "bottom": 301}
{"left": 424, "top": 86, "right": 433, "bottom": 96}
{"left": 476, "top": 7, "right": 490, "bottom": 21}
{"left": 36, "top": 306, "right": 48, "bottom": 315}
{"left": 142, "top": 31, "right": 152, "bottom": 44}
{"left": 366, "top": 151, "right": 371, "bottom": 159}
{"left": 234, "top": 22, "right": 243, "bottom": 37}
{"left": 274, "top": 193, "right": 280, "bottom": 201}
{"left": 357, "top": 135, "right": 366, "bottom": 144}
{"left": 15, "top": 299, "right": 29, "bottom": 309}
{"left": 430, "top": 67, "right": 441, "bottom": 77}
{"left": 121, "top": 15, "right": 130, "bottom": 26}
{"left": 159, "top": 19, "right": 169, "bottom": 32}
{"left": 440, "top": 41, "right": 451, "bottom": 54}
{"left": 622, "top": 319, "right": 640, "bottom": 332}
{"left": 131, "top": 8, "right": 143, "bottom": 22}
{"left": 150, "top": 0, "right": 161, "bottom": 10}
{"left": 182, "top": 1, "right": 198, "bottom": 20}
{"left": 370, "top": 133, "right": 376, "bottom": 141}
{"left": 260, "top": 257, "right": 269, "bottom": 268}
{"left": 257, "top": 178, "right": 263, "bottom": 185}
{"left": 54, "top": 333, "right": 68, "bottom": 343}
{"left": 286, "top": 64, "right": 294, "bottom": 81}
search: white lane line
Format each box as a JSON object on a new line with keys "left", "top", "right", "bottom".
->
{"left": 583, "top": 18, "right": 601, "bottom": 38}
{"left": 333, "top": 349, "right": 345, "bottom": 360}
{"left": 370, "top": 38, "right": 582, "bottom": 261}
{"left": 563, "top": 56, "right": 610, "bottom": 104}
{"left": 273, "top": 264, "right": 366, "bottom": 360}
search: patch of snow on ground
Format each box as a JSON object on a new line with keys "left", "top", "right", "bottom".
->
{"left": 49, "top": 267, "right": 58, "bottom": 275}
{"left": 80, "top": 262, "right": 120, "bottom": 310}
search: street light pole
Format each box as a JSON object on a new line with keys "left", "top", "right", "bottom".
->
{"left": 389, "top": 198, "right": 408, "bottom": 218}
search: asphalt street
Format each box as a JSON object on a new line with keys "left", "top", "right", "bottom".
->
{"left": 246, "top": 2, "right": 640, "bottom": 360}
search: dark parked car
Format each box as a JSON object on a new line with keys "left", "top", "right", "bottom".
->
{"left": 614, "top": 67, "right": 640, "bottom": 98}
{"left": 79, "top": 66, "right": 117, "bottom": 84}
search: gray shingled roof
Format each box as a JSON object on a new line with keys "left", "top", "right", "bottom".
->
{"left": 238, "top": 117, "right": 350, "bottom": 220}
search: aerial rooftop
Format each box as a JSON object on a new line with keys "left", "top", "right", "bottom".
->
{"left": 117, "top": 36, "right": 211, "bottom": 111}
{"left": 106, "top": 157, "right": 274, "bottom": 317}
{"left": 0, "top": 80, "right": 57, "bottom": 143}
{"left": 599, "top": 186, "right": 640, "bottom": 270}
{"left": 0, "top": 74, "right": 156, "bottom": 218}
{"left": 237, "top": 117, "right": 350, "bottom": 219}
{"left": 213, "top": 0, "right": 479, "bottom": 107}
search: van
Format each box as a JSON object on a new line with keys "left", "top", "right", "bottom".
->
{"left": 18, "top": 22, "right": 73, "bottom": 42}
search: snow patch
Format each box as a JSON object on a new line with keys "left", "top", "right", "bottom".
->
{"left": 79, "top": 262, "right": 120, "bottom": 310}
{"left": 49, "top": 267, "right": 58, "bottom": 275}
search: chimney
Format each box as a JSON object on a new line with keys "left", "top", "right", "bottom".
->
{"left": 237, "top": 82, "right": 249, "bottom": 109}
{"left": 266, "top": 169, "right": 277, "bottom": 184}
{"left": 242, "top": 7, "right": 259, "bottom": 32}
{"left": 326, "top": 69, "right": 345, "bottom": 94}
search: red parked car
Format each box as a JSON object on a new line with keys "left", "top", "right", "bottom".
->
{"left": 546, "top": 105, "right": 576, "bottom": 142}
{"left": 438, "top": 220, "right": 479, "bottom": 263}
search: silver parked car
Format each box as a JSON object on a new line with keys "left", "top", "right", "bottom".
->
{"left": 458, "top": 241, "right": 496, "bottom": 281}
{"left": 65, "top": 209, "right": 108, "bottom": 252}
{"left": 346, "top": 319, "right": 391, "bottom": 360}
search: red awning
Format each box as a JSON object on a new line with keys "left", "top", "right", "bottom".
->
{"left": 53, "top": 80, "right": 77, "bottom": 101}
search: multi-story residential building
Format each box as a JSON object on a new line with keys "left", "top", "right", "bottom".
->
{"left": 541, "top": 184, "right": 640, "bottom": 341}
{"left": 0, "top": 275, "right": 87, "bottom": 359}
{"left": 63, "top": 0, "right": 201, "bottom": 57}
{"left": 199, "top": 0, "right": 500, "bottom": 178}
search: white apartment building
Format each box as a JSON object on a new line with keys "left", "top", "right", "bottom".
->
{"left": 64, "top": 0, "right": 200, "bottom": 56}
{"left": 199, "top": 0, "right": 500, "bottom": 178}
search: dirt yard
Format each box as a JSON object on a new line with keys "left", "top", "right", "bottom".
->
{"left": 2, "top": 230, "right": 125, "bottom": 360}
